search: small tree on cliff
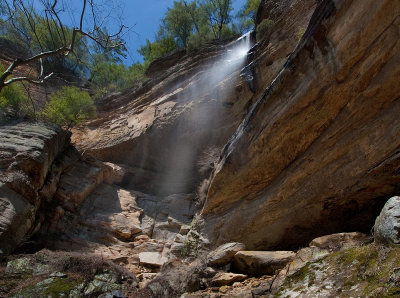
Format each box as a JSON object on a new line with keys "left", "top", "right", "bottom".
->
{"left": 0, "top": 0, "right": 127, "bottom": 93}
{"left": 41, "top": 86, "right": 95, "bottom": 129}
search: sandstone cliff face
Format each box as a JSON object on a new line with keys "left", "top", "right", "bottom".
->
{"left": 70, "top": 0, "right": 315, "bottom": 196}
{"left": 0, "top": 122, "right": 71, "bottom": 253}
{"left": 201, "top": 0, "right": 400, "bottom": 250}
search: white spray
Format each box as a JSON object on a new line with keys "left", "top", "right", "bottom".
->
{"left": 158, "top": 32, "right": 252, "bottom": 195}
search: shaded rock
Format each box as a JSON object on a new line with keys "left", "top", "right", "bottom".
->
{"left": 309, "top": 232, "right": 373, "bottom": 251}
{"left": 0, "top": 122, "right": 71, "bottom": 253}
{"left": 374, "top": 196, "right": 400, "bottom": 245}
{"left": 233, "top": 251, "right": 295, "bottom": 276}
{"left": 202, "top": 0, "right": 400, "bottom": 250}
{"left": 138, "top": 272, "right": 158, "bottom": 288}
{"left": 84, "top": 272, "right": 121, "bottom": 296}
{"left": 145, "top": 49, "right": 186, "bottom": 78}
{"left": 52, "top": 183, "right": 143, "bottom": 244}
{"left": 210, "top": 272, "right": 247, "bottom": 286}
{"left": 6, "top": 257, "right": 50, "bottom": 275}
{"left": 207, "top": 242, "right": 246, "bottom": 267}
{"left": 139, "top": 252, "right": 168, "bottom": 268}
{"left": 98, "top": 290, "right": 126, "bottom": 298}
{"left": 179, "top": 225, "right": 191, "bottom": 235}
{"left": 251, "top": 287, "right": 270, "bottom": 297}
{"left": 54, "top": 159, "right": 104, "bottom": 210}
{"left": 0, "top": 183, "right": 36, "bottom": 254}
{"left": 101, "top": 161, "right": 127, "bottom": 184}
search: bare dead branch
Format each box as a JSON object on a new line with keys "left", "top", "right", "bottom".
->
{"left": 0, "top": 0, "right": 128, "bottom": 91}
{"left": 3, "top": 72, "right": 54, "bottom": 87}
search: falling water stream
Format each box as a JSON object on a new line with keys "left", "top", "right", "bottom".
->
{"left": 158, "top": 32, "right": 252, "bottom": 195}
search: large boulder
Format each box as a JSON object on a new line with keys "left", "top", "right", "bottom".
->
{"left": 207, "top": 242, "right": 246, "bottom": 267}
{"left": 201, "top": 0, "right": 400, "bottom": 250}
{"left": 232, "top": 251, "right": 295, "bottom": 276}
{"left": 210, "top": 272, "right": 247, "bottom": 286}
{"left": 374, "top": 196, "right": 400, "bottom": 245}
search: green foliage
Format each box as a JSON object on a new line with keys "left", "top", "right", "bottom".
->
{"left": 201, "top": 0, "right": 234, "bottom": 39}
{"left": 256, "top": 18, "right": 274, "bottom": 41}
{"left": 164, "top": 1, "right": 198, "bottom": 47}
{"left": 298, "top": 27, "right": 306, "bottom": 40}
{"left": 142, "top": 0, "right": 238, "bottom": 59}
{"left": 237, "top": 0, "right": 261, "bottom": 32}
{"left": 138, "top": 30, "right": 179, "bottom": 68}
{"left": 41, "top": 86, "right": 95, "bottom": 128}
{"left": 0, "top": 65, "right": 33, "bottom": 120}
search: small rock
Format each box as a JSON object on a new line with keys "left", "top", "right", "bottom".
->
{"left": 50, "top": 271, "right": 67, "bottom": 278}
{"left": 232, "top": 251, "right": 295, "bottom": 276}
{"left": 374, "top": 196, "right": 400, "bottom": 245}
{"left": 207, "top": 242, "right": 246, "bottom": 267}
{"left": 174, "top": 234, "right": 185, "bottom": 243}
{"left": 139, "top": 252, "right": 168, "bottom": 267}
{"left": 232, "top": 282, "right": 242, "bottom": 287}
{"left": 219, "top": 285, "right": 230, "bottom": 293}
{"left": 179, "top": 225, "right": 191, "bottom": 235}
{"left": 203, "top": 267, "right": 217, "bottom": 278}
{"left": 211, "top": 272, "right": 247, "bottom": 286}
{"left": 251, "top": 287, "right": 269, "bottom": 297}
{"left": 251, "top": 281, "right": 261, "bottom": 287}
{"left": 98, "top": 290, "right": 126, "bottom": 298}
{"left": 140, "top": 272, "right": 158, "bottom": 285}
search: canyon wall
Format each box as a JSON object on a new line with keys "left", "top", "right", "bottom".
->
{"left": 201, "top": 0, "right": 400, "bottom": 250}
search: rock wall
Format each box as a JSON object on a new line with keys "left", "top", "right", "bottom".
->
{"left": 201, "top": 0, "right": 400, "bottom": 250}
{"left": 0, "top": 122, "right": 71, "bottom": 253}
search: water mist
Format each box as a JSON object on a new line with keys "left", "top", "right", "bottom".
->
{"left": 158, "top": 32, "right": 252, "bottom": 195}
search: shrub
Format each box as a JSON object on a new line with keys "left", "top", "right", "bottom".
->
{"left": 0, "top": 65, "right": 34, "bottom": 121}
{"left": 41, "top": 86, "right": 96, "bottom": 128}
{"left": 256, "top": 18, "right": 274, "bottom": 41}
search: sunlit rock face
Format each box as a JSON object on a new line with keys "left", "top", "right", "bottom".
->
{"left": 201, "top": 0, "right": 400, "bottom": 250}
{"left": 72, "top": 35, "right": 254, "bottom": 196}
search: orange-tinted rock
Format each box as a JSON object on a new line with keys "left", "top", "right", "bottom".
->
{"left": 202, "top": 0, "right": 400, "bottom": 250}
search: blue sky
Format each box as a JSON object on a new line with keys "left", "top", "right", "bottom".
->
{"left": 110, "top": 0, "right": 246, "bottom": 64}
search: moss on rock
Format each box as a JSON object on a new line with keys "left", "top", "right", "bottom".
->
{"left": 276, "top": 243, "right": 400, "bottom": 297}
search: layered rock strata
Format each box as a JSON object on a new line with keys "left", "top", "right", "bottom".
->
{"left": 201, "top": 0, "right": 400, "bottom": 249}
{"left": 0, "top": 122, "right": 71, "bottom": 253}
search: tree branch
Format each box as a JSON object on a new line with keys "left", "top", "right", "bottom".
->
{"left": 3, "top": 72, "right": 54, "bottom": 87}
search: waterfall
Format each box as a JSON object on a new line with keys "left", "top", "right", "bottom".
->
{"left": 158, "top": 32, "right": 252, "bottom": 195}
